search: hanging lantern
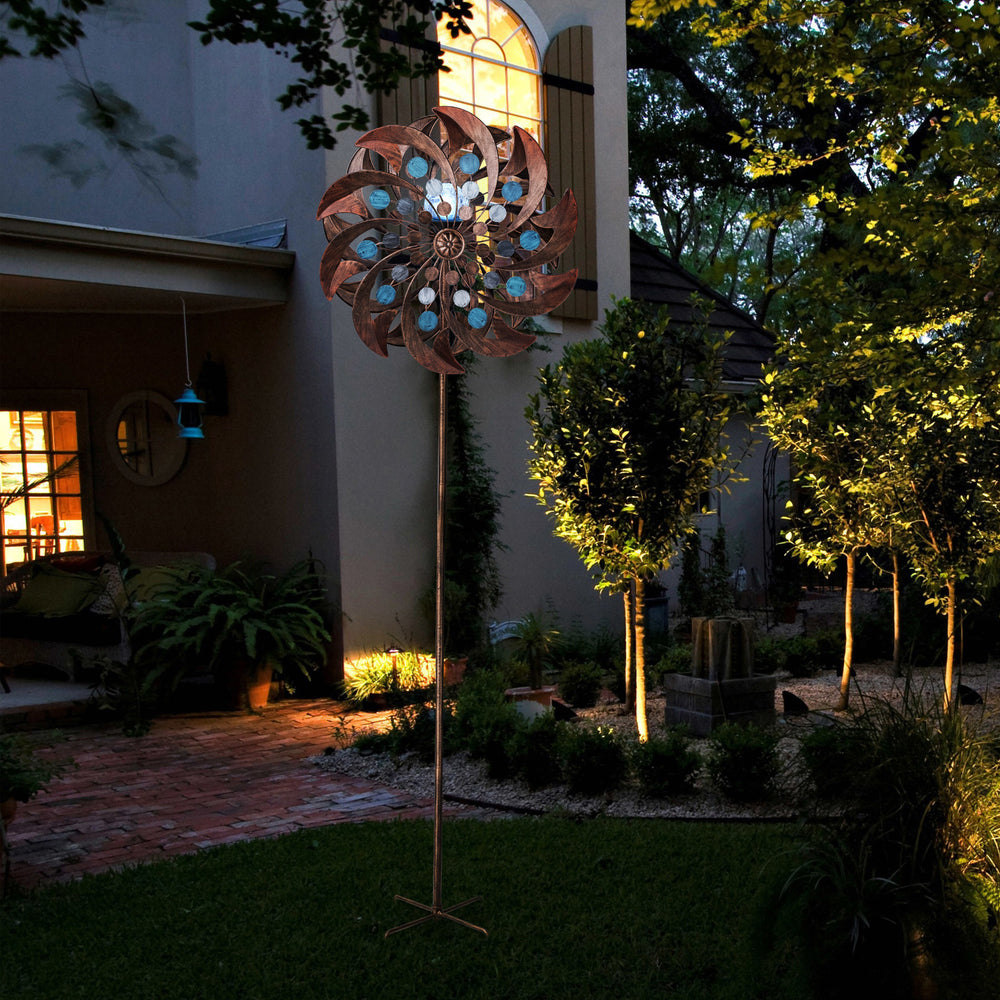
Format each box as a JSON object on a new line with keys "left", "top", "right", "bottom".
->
{"left": 175, "top": 386, "right": 206, "bottom": 438}
{"left": 176, "top": 298, "right": 206, "bottom": 438}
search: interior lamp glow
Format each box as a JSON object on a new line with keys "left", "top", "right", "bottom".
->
{"left": 176, "top": 298, "right": 206, "bottom": 439}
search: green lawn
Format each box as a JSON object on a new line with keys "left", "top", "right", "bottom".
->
{"left": 1, "top": 817, "right": 805, "bottom": 1000}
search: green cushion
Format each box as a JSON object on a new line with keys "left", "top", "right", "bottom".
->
{"left": 13, "top": 563, "right": 103, "bottom": 617}
{"left": 125, "top": 566, "right": 179, "bottom": 603}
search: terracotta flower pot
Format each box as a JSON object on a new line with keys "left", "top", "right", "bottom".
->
{"left": 218, "top": 660, "right": 274, "bottom": 713}
{"left": 417, "top": 655, "right": 468, "bottom": 688}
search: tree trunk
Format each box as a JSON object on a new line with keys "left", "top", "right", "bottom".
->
{"left": 892, "top": 550, "right": 902, "bottom": 677}
{"left": 623, "top": 582, "right": 636, "bottom": 713}
{"left": 837, "top": 551, "right": 856, "bottom": 711}
{"left": 943, "top": 576, "right": 957, "bottom": 713}
{"left": 634, "top": 577, "right": 649, "bottom": 742}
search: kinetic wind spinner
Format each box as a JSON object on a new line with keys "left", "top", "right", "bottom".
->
{"left": 317, "top": 107, "right": 578, "bottom": 938}
{"left": 317, "top": 106, "right": 578, "bottom": 373}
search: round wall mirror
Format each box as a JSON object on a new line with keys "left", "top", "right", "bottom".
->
{"left": 107, "top": 390, "right": 187, "bottom": 486}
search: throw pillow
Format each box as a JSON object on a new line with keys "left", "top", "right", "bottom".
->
{"left": 13, "top": 563, "right": 103, "bottom": 617}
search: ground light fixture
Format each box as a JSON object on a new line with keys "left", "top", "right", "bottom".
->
{"left": 317, "top": 106, "right": 578, "bottom": 937}
{"left": 175, "top": 299, "right": 206, "bottom": 439}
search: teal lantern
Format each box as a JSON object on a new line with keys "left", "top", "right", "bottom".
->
{"left": 176, "top": 298, "right": 205, "bottom": 438}
{"left": 175, "top": 386, "right": 206, "bottom": 439}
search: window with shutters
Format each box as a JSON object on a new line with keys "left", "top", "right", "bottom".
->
{"left": 437, "top": 0, "right": 542, "bottom": 141}
{"left": 379, "top": 3, "right": 597, "bottom": 319}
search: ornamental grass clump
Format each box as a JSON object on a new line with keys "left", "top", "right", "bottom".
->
{"left": 342, "top": 649, "right": 426, "bottom": 705}
{"left": 706, "top": 723, "right": 782, "bottom": 802}
{"left": 761, "top": 695, "right": 1000, "bottom": 999}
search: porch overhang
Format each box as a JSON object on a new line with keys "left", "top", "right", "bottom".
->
{"left": 0, "top": 215, "right": 295, "bottom": 315}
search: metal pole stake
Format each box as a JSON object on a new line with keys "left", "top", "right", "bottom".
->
{"left": 385, "top": 372, "right": 486, "bottom": 938}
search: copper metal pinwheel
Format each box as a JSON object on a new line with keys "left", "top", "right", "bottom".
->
{"left": 317, "top": 107, "right": 578, "bottom": 374}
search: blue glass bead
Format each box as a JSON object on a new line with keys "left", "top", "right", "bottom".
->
{"left": 519, "top": 230, "right": 541, "bottom": 251}
{"left": 506, "top": 276, "right": 527, "bottom": 297}
{"left": 418, "top": 311, "right": 439, "bottom": 332}
{"left": 502, "top": 180, "right": 523, "bottom": 201}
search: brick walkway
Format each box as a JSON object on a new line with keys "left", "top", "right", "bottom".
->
{"left": 2, "top": 699, "right": 486, "bottom": 891}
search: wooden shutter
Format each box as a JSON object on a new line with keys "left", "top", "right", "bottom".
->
{"left": 377, "top": 24, "right": 439, "bottom": 126}
{"left": 543, "top": 25, "right": 597, "bottom": 321}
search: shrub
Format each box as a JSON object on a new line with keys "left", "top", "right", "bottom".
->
{"left": 608, "top": 656, "right": 660, "bottom": 703}
{"left": 451, "top": 669, "right": 521, "bottom": 777}
{"left": 508, "top": 712, "right": 563, "bottom": 789}
{"left": 797, "top": 721, "right": 863, "bottom": 800}
{"left": 852, "top": 605, "right": 893, "bottom": 662}
{"left": 558, "top": 660, "right": 604, "bottom": 707}
{"left": 781, "top": 635, "right": 822, "bottom": 678}
{"left": 352, "top": 702, "right": 451, "bottom": 763}
{"left": 706, "top": 723, "right": 782, "bottom": 802}
{"left": 656, "top": 643, "right": 692, "bottom": 677}
{"left": 753, "top": 637, "right": 786, "bottom": 675}
{"left": 632, "top": 728, "right": 701, "bottom": 797}
{"left": 753, "top": 633, "right": 838, "bottom": 677}
{"left": 560, "top": 725, "right": 628, "bottom": 795}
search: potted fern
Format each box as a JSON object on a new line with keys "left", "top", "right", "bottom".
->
{"left": 134, "top": 557, "right": 332, "bottom": 712}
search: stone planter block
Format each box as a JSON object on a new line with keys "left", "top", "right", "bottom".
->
{"left": 662, "top": 673, "right": 776, "bottom": 737}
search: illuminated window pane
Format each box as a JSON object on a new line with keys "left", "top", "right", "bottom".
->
{"left": 509, "top": 114, "right": 540, "bottom": 139}
{"left": 437, "top": 0, "right": 541, "bottom": 143}
{"left": 0, "top": 408, "right": 89, "bottom": 570}
{"left": 505, "top": 34, "right": 536, "bottom": 71}
{"left": 51, "top": 411, "right": 78, "bottom": 450}
{"left": 439, "top": 52, "right": 473, "bottom": 103}
{"left": 473, "top": 51, "right": 507, "bottom": 112}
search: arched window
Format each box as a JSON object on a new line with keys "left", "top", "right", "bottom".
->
{"left": 437, "top": 0, "right": 542, "bottom": 140}
{"left": 378, "top": 7, "right": 596, "bottom": 319}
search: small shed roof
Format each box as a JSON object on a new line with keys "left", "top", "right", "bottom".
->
{"left": 629, "top": 232, "right": 775, "bottom": 382}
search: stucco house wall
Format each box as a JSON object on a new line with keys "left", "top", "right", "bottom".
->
{"left": 0, "top": 0, "right": 631, "bottom": 671}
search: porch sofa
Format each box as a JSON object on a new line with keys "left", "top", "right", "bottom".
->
{"left": 0, "top": 550, "right": 215, "bottom": 683}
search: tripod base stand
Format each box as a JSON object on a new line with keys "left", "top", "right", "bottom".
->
{"left": 385, "top": 893, "right": 487, "bottom": 938}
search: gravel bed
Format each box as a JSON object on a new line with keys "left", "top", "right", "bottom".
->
{"left": 314, "top": 658, "right": 1000, "bottom": 822}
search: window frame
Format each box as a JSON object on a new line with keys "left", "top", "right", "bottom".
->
{"left": 436, "top": 0, "right": 545, "bottom": 141}
{"left": 0, "top": 389, "right": 95, "bottom": 573}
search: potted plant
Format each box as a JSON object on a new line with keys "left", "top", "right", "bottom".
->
{"left": 135, "top": 556, "right": 332, "bottom": 712}
{"left": 503, "top": 612, "right": 561, "bottom": 709}
{"left": 0, "top": 732, "right": 69, "bottom": 828}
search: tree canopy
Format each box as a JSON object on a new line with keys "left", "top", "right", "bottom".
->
{"left": 1, "top": 0, "right": 472, "bottom": 150}
{"left": 630, "top": 1, "right": 1000, "bottom": 705}
{"left": 627, "top": 0, "right": 1000, "bottom": 342}
{"left": 526, "top": 296, "right": 735, "bottom": 737}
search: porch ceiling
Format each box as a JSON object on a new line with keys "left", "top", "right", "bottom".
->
{"left": 0, "top": 215, "right": 295, "bottom": 315}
